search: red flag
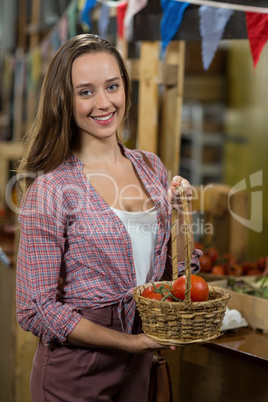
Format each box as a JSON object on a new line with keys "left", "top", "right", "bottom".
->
{"left": 117, "top": 3, "right": 127, "bottom": 39}
{"left": 246, "top": 12, "right": 268, "bottom": 69}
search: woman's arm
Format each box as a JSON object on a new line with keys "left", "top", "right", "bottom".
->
{"left": 68, "top": 317, "right": 175, "bottom": 353}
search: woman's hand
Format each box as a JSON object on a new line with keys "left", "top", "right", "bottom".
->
{"left": 128, "top": 333, "right": 176, "bottom": 354}
{"left": 167, "top": 176, "right": 192, "bottom": 210}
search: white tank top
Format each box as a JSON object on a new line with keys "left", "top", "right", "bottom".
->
{"left": 110, "top": 206, "right": 158, "bottom": 286}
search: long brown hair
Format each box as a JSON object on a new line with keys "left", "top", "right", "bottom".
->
{"left": 17, "top": 34, "right": 131, "bottom": 190}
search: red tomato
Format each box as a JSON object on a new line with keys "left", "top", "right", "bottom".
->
{"left": 199, "top": 254, "right": 213, "bottom": 273}
{"left": 145, "top": 292, "right": 163, "bottom": 301}
{"left": 211, "top": 265, "right": 226, "bottom": 276}
{"left": 246, "top": 268, "right": 261, "bottom": 276}
{"left": 141, "top": 284, "right": 171, "bottom": 299}
{"left": 241, "top": 261, "right": 256, "bottom": 275}
{"left": 205, "top": 247, "right": 218, "bottom": 264}
{"left": 194, "top": 241, "right": 204, "bottom": 251}
{"left": 257, "top": 256, "right": 267, "bottom": 272}
{"left": 172, "top": 275, "right": 209, "bottom": 302}
{"left": 226, "top": 263, "right": 243, "bottom": 276}
{"left": 141, "top": 286, "right": 155, "bottom": 298}
{"left": 223, "top": 253, "right": 236, "bottom": 266}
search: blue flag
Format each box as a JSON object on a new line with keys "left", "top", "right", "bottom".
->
{"left": 161, "top": 0, "right": 190, "bottom": 53}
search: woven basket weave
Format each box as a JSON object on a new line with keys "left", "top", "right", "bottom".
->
{"left": 133, "top": 187, "right": 230, "bottom": 345}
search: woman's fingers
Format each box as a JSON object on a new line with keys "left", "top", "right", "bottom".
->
{"left": 168, "top": 176, "right": 192, "bottom": 209}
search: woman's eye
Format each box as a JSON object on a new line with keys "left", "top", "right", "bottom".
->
{"left": 80, "top": 89, "right": 92, "bottom": 96}
{"left": 108, "top": 84, "right": 119, "bottom": 91}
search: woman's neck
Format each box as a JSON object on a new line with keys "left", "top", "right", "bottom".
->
{"left": 72, "top": 136, "right": 123, "bottom": 168}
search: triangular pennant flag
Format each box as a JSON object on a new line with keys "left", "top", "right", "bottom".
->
{"left": 117, "top": 3, "right": 128, "bottom": 40}
{"left": 160, "top": 0, "right": 190, "bottom": 53}
{"left": 50, "top": 28, "right": 61, "bottom": 54}
{"left": 67, "top": 0, "right": 78, "bottom": 38}
{"left": 58, "top": 15, "right": 69, "bottom": 45}
{"left": 80, "top": 0, "right": 97, "bottom": 30}
{"left": 98, "top": 3, "right": 110, "bottom": 39}
{"left": 124, "top": 0, "right": 148, "bottom": 41}
{"left": 246, "top": 12, "right": 268, "bottom": 69}
{"left": 199, "top": 5, "right": 234, "bottom": 71}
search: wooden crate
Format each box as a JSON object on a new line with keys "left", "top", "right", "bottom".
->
{"left": 211, "top": 278, "right": 268, "bottom": 334}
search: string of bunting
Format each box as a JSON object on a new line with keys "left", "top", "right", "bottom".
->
{"left": 1, "top": 0, "right": 268, "bottom": 141}
{"left": 162, "top": 0, "right": 268, "bottom": 70}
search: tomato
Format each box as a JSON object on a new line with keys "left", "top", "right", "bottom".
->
{"left": 141, "top": 283, "right": 171, "bottom": 300}
{"left": 226, "top": 263, "right": 243, "bottom": 276}
{"left": 145, "top": 292, "right": 163, "bottom": 301}
{"left": 223, "top": 253, "right": 236, "bottom": 266}
{"left": 241, "top": 261, "right": 256, "bottom": 275}
{"left": 199, "top": 254, "right": 213, "bottom": 273}
{"left": 257, "top": 256, "right": 267, "bottom": 272}
{"left": 246, "top": 268, "right": 261, "bottom": 276}
{"left": 205, "top": 247, "right": 218, "bottom": 264}
{"left": 211, "top": 265, "right": 226, "bottom": 276}
{"left": 172, "top": 275, "right": 209, "bottom": 302}
{"left": 141, "top": 286, "right": 155, "bottom": 298}
{"left": 194, "top": 241, "right": 204, "bottom": 251}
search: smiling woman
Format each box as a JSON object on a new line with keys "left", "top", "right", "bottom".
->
{"left": 16, "top": 33, "right": 201, "bottom": 402}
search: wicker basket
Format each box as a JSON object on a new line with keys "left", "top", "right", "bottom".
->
{"left": 133, "top": 187, "right": 230, "bottom": 346}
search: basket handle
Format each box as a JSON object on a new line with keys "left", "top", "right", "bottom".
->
{"left": 171, "top": 186, "right": 192, "bottom": 304}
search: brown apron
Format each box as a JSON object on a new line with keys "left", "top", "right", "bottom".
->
{"left": 30, "top": 305, "right": 153, "bottom": 402}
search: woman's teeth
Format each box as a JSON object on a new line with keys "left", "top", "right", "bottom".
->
{"left": 93, "top": 113, "right": 114, "bottom": 121}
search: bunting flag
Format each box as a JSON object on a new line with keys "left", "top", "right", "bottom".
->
{"left": 79, "top": 0, "right": 97, "bottom": 30}
{"left": 98, "top": 3, "right": 110, "bottom": 39}
{"left": 160, "top": 0, "right": 190, "bottom": 53}
{"left": 117, "top": 2, "right": 128, "bottom": 40}
{"left": 50, "top": 28, "right": 61, "bottom": 54}
{"left": 32, "top": 48, "right": 42, "bottom": 84}
{"left": 199, "top": 5, "right": 234, "bottom": 70}
{"left": 58, "top": 15, "right": 69, "bottom": 44}
{"left": 67, "top": 0, "right": 78, "bottom": 38}
{"left": 124, "top": 0, "right": 148, "bottom": 41}
{"left": 246, "top": 12, "right": 268, "bottom": 69}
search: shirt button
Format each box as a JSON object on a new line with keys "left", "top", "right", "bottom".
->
{"left": 157, "top": 250, "right": 161, "bottom": 255}
{"left": 32, "top": 298, "right": 37, "bottom": 303}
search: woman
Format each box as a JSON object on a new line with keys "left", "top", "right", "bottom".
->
{"left": 16, "top": 34, "right": 201, "bottom": 401}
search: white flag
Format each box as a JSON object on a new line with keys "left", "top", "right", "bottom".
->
{"left": 199, "top": 5, "right": 234, "bottom": 70}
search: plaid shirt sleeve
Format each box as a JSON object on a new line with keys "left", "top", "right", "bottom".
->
{"left": 16, "top": 176, "right": 82, "bottom": 344}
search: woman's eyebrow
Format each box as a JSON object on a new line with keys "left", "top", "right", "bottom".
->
{"left": 74, "top": 77, "right": 121, "bottom": 89}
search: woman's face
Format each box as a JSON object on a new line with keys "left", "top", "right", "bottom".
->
{"left": 72, "top": 51, "right": 125, "bottom": 142}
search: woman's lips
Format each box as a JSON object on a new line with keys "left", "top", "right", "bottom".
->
{"left": 91, "top": 112, "right": 116, "bottom": 125}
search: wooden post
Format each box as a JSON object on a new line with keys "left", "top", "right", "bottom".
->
{"left": 26, "top": 0, "right": 41, "bottom": 129}
{"left": 160, "top": 41, "right": 185, "bottom": 178}
{"left": 137, "top": 41, "right": 159, "bottom": 153}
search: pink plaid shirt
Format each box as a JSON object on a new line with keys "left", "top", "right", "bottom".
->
{"left": 16, "top": 144, "right": 201, "bottom": 346}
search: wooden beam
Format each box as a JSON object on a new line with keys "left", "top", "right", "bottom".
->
{"left": 0, "top": 142, "right": 24, "bottom": 211}
{"left": 159, "top": 41, "right": 186, "bottom": 178}
{"left": 136, "top": 42, "right": 160, "bottom": 153}
{"left": 127, "top": 59, "right": 178, "bottom": 86}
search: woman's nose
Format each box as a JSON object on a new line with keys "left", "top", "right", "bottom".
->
{"left": 95, "top": 90, "right": 110, "bottom": 109}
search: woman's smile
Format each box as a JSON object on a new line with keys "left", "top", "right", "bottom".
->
{"left": 91, "top": 111, "right": 116, "bottom": 125}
